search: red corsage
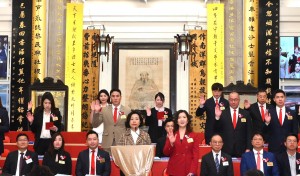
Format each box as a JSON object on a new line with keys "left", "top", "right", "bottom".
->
{"left": 238, "top": 114, "right": 243, "bottom": 118}
{"left": 221, "top": 157, "right": 227, "bottom": 162}
{"left": 60, "top": 155, "right": 66, "bottom": 160}
{"left": 119, "top": 111, "right": 124, "bottom": 115}
{"left": 24, "top": 155, "right": 31, "bottom": 160}
{"left": 296, "top": 159, "right": 300, "bottom": 164}
{"left": 164, "top": 111, "right": 168, "bottom": 114}
{"left": 262, "top": 158, "right": 269, "bottom": 162}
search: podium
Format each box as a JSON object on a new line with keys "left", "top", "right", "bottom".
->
{"left": 111, "top": 145, "right": 155, "bottom": 176}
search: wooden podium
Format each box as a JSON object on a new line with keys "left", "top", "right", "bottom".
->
{"left": 111, "top": 145, "right": 155, "bottom": 176}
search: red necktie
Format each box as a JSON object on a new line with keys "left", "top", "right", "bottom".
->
{"left": 279, "top": 108, "right": 282, "bottom": 126}
{"left": 233, "top": 109, "right": 237, "bottom": 129}
{"left": 260, "top": 105, "right": 265, "bottom": 121}
{"left": 215, "top": 99, "right": 219, "bottom": 106}
{"left": 257, "top": 152, "right": 261, "bottom": 170}
{"left": 113, "top": 107, "right": 118, "bottom": 123}
{"left": 91, "top": 150, "right": 95, "bottom": 175}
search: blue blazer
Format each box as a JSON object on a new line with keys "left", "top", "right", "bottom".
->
{"left": 240, "top": 151, "right": 279, "bottom": 176}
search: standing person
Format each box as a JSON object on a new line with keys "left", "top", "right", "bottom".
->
{"left": 145, "top": 92, "right": 172, "bottom": 143}
{"left": 75, "top": 130, "right": 111, "bottom": 176}
{"left": 27, "top": 92, "right": 62, "bottom": 155}
{"left": 263, "top": 89, "right": 298, "bottom": 154}
{"left": 0, "top": 97, "right": 10, "bottom": 155}
{"left": 240, "top": 132, "right": 279, "bottom": 176}
{"left": 276, "top": 133, "right": 300, "bottom": 176}
{"left": 156, "top": 117, "right": 174, "bottom": 157}
{"left": 92, "top": 88, "right": 131, "bottom": 153}
{"left": 215, "top": 91, "right": 252, "bottom": 157}
{"left": 2, "top": 133, "right": 39, "bottom": 176}
{"left": 196, "top": 83, "right": 229, "bottom": 144}
{"left": 289, "top": 46, "right": 300, "bottom": 73}
{"left": 163, "top": 110, "right": 200, "bottom": 176}
{"left": 244, "top": 90, "right": 273, "bottom": 141}
{"left": 42, "top": 133, "right": 72, "bottom": 175}
{"left": 201, "top": 134, "right": 233, "bottom": 176}
{"left": 90, "top": 89, "right": 110, "bottom": 143}
{"left": 118, "top": 111, "right": 151, "bottom": 145}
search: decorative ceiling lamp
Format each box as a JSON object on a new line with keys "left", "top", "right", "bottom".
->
{"left": 174, "top": 33, "right": 196, "bottom": 70}
{"left": 96, "top": 30, "right": 114, "bottom": 71}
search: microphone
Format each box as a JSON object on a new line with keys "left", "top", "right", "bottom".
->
{"left": 133, "top": 127, "right": 149, "bottom": 145}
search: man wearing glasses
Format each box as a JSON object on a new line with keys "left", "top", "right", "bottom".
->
{"left": 201, "top": 134, "right": 233, "bottom": 176}
{"left": 276, "top": 133, "right": 300, "bottom": 176}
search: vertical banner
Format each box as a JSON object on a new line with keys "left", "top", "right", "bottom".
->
{"left": 207, "top": 4, "right": 225, "bottom": 98}
{"left": 224, "top": 0, "right": 243, "bottom": 84}
{"left": 10, "top": 0, "right": 32, "bottom": 131}
{"left": 47, "top": 0, "right": 66, "bottom": 81}
{"left": 31, "top": 0, "right": 46, "bottom": 83}
{"left": 258, "top": 0, "right": 280, "bottom": 101}
{"left": 82, "top": 29, "right": 100, "bottom": 131}
{"left": 243, "top": 0, "right": 259, "bottom": 86}
{"left": 189, "top": 30, "right": 207, "bottom": 133}
{"left": 65, "top": 3, "right": 83, "bottom": 131}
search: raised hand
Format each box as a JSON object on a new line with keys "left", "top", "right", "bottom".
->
{"left": 94, "top": 100, "right": 101, "bottom": 112}
{"left": 167, "top": 131, "right": 177, "bottom": 146}
{"left": 264, "top": 109, "right": 271, "bottom": 123}
{"left": 90, "top": 101, "right": 96, "bottom": 111}
{"left": 26, "top": 112, "right": 34, "bottom": 123}
{"left": 215, "top": 105, "right": 222, "bottom": 118}
{"left": 146, "top": 106, "right": 151, "bottom": 116}
{"left": 199, "top": 95, "right": 206, "bottom": 106}
{"left": 244, "top": 99, "right": 251, "bottom": 109}
{"left": 27, "top": 101, "right": 33, "bottom": 110}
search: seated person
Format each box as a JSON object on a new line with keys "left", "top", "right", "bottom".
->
{"left": 75, "top": 130, "right": 111, "bottom": 176}
{"left": 3, "top": 133, "right": 39, "bottom": 176}
{"left": 156, "top": 117, "right": 174, "bottom": 157}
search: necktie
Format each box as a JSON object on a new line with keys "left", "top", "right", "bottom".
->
{"left": 215, "top": 99, "right": 219, "bottom": 106}
{"left": 233, "top": 109, "right": 237, "bottom": 129}
{"left": 91, "top": 150, "right": 95, "bottom": 175}
{"left": 113, "top": 107, "right": 118, "bottom": 123}
{"left": 279, "top": 108, "right": 282, "bottom": 126}
{"left": 215, "top": 153, "right": 220, "bottom": 173}
{"left": 257, "top": 152, "right": 261, "bottom": 170}
{"left": 19, "top": 153, "right": 24, "bottom": 175}
{"left": 260, "top": 105, "right": 265, "bottom": 121}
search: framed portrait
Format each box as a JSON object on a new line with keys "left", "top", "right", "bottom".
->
{"left": 112, "top": 43, "right": 176, "bottom": 112}
{"left": 282, "top": 86, "right": 300, "bottom": 114}
{"left": 0, "top": 35, "right": 9, "bottom": 80}
{"left": 0, "top": 84, "right": 10, "bottom": 113}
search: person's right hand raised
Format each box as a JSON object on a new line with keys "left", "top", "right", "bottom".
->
{"left": 244, "top": 99, "right": 251, "bottom": 109}
{"left": 215, "top": 105, "right": 222, "bottom": 118}
{"left": 27, "top": 101, "right": 33, "bottom": 111}
{"left": 26, "top": 112, "right": 34, "bottom": 123}
{"left": 199, "top": 95, "right": 206, "bottom": 106}
{"left": 146, "top": 106, "right": 151, "bottom": 116}
{"left": 264, "top": 109, "right": 271, "bottom": 123}
{"left": 167, "top": 131, "right": 177, "bottom": 146}
{"left": 94, "top": 100, "right": 101, "bottom": 112}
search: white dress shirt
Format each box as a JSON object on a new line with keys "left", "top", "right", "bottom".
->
{"left": 131, "top": 128, "right": 140, "bottom": 144}
{"left": 276, "top": 106, "right": 286, "bottom": 125}
{"left": 230, "top": 107, "right": 239, "bottom": 124}
{"left": 89, "top": 148, "right": 98, "bottom": 175}
{"left": 15, "top": 150, "right": 27, "bottom": 176}
{"left": 253, "top": 149, "right": 264, "bottom": 173}
{"left": 40, "top": 111, "right": 51, "bottom": 139}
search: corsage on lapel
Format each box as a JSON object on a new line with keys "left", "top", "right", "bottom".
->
{"left": 263, "top": 158, "right": 273, "bottom": 166}
{"left": 24, "top": 155, "right": 33, "bottom": 164}
{"left": 286, "top": 112, "right": 293, "bottom": 120}
{"left": 296, "top": 159, "right": 300, "bottom": 165}
{"left": 185, "top": 135, "right": 194, "bottom": 143}
{"left": 219, "top": 102, "right": 225, "bottom": 110}
{"left": 221, "top": 156, "right": 229, "bottom": 166}
{"left": 96, "top": 155, "right": 106, "bottom": 163}
{"left": 239, "top": 114, "right": 246, "bottom": 122}
{"left": 51, "top": 113, "right": 58, "bottom": 121}
{"left": 120, "top": 111, "right": 126, "bottom": 119}
{"left": 59, "top": 155, "right": 66, "bottom": 164}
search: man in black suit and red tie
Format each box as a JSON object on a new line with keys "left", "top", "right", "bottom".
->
{"left": 263, "top": 89, "right": 298, "bottom": 154}
{"left": 76, "top": 130, "right": 111, "bottom": 176}
{"left": 215, "top": 91, "right": 252, "bottom": 157}
{"left": 2, "top": 133, "right": 39, "bottom": 176}
{"left": 244, "top": 90, "right": 273, "bottom": 142}
{"left": 201, "top": 134, "right": 233, "bottom": 176}
{"left": 196, "top": 83, "right": 229, "bottom": 144}
{"left": 276, "top": 133, "right": 300, "bottom": 176}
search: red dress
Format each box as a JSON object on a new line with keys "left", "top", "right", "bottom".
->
{"left": 163, "top": 131, "right": 200, "bottom": 176}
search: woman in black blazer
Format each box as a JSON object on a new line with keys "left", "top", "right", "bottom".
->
{"left": 145, "top": 92, "right": 172, "bottom": 143}
{"left": 27, "top": 92, "right": 62, "bottom": 155}
{"left": 42, "top": 132, "right": 72, "bottom": 175}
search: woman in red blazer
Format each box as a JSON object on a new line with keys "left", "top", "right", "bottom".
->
{"left": 163, "top": 110, "right": 200, "bottom": 176}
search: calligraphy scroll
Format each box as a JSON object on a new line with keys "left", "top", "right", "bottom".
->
{"left": 207, "top": 4, "right": 225, "bottom": 98}
{"left": 47, "top": 0, "right": 66, "bottom": 81}
{"left": 189, "top": 30, "right": 207, "bottom": 133}
{"left": 243, "top": 0, "right": 259, "bottom": 86}
{"left": 258, "top": 0, "right": 280, "bottom": 101}
{"left": 31, "top": 0, "right": 46, "bottom": 83}
{"left": 11, "top": 0, "right": 33, "bottom": 131}
{"left": 224, "top": 0, "right": 243, "bottom": 84}
{"left": 82, "top": 29, "right": 100, "bottom": 131}
{"left": 65, "top": 3, "right": 83, "bottom": 131}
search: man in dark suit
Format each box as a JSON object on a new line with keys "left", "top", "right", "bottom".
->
{"left": 244, "top": 90, "right": 273, "bottom": 142}
{"left": 240, "top": 132, "right": 279, "bottom": 176}
{"left": 215, "top": 91, "right": 252, "bottom": 157}
{"left": 75, "top": 130, "right": 111, "bottom": 176}
{"left": 201, "top": 134, "right": 233, "bottom": 176}
{"left": 196, "top": 83, "right": 229, "bottom": 144}
{"left": 263, "top": 89, "right": 298, "bottom": 154}
{"left": 3, "top": 133, "right": 39, "bottom": 176}
{"left": 276, "top": 133, "right": 300, "bottom": 176}
{"left": 92, "top": 89, "right": 131, "bottom": 153}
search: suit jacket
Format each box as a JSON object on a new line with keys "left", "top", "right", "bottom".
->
{"left": 276, "top": 151, "right": 300, "bottom": 176}
{"left": 196, "top": 97, "right": 229, "bottom": 144}
{"left": 200, "top": 151, "right": 234, "bottom": 176}
{"left": 263, "top": 107, "right": 298, "bottom": 153}
{"left": 92, "top": 104, "right": 131, "bottom": 149}
{"left": 163, "top": 132, "right": 200, "bottom": 176}
{"left": 245, "top": 103, "right": 273, "bottom": 142}
{"left": 2, "top": 150, "right": 39, "bottom": 176}
{"left": 0, "top": 107, "right": 10, "bottom": 154}
{"left": 75, "top": 148, "right": 111, "bottom": 176}
{"left": 240, "top": 151, "right": 279, "bottom": 176}
{"left": 42, "top": 150, "right": 72, "bottom": 175}
{"left": 214, "top": 108, "right": 252, "bottom": 157}
{"left": 117, "top": 128, "right": 151, "bottom": 145}
{"left": 145, "top": 107, "right": 172, "bottom": 143}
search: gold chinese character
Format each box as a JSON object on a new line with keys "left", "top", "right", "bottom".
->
{"left": 265, "top": 69, "right": 272, "bottom": 75}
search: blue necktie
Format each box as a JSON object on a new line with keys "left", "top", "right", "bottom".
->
{"left": 215, "top": 153, "right": 220, "bottom": 173}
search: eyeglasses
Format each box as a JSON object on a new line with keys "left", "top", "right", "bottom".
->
{"left": 286, "top": 140, "right": 297, "bottom": 143}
